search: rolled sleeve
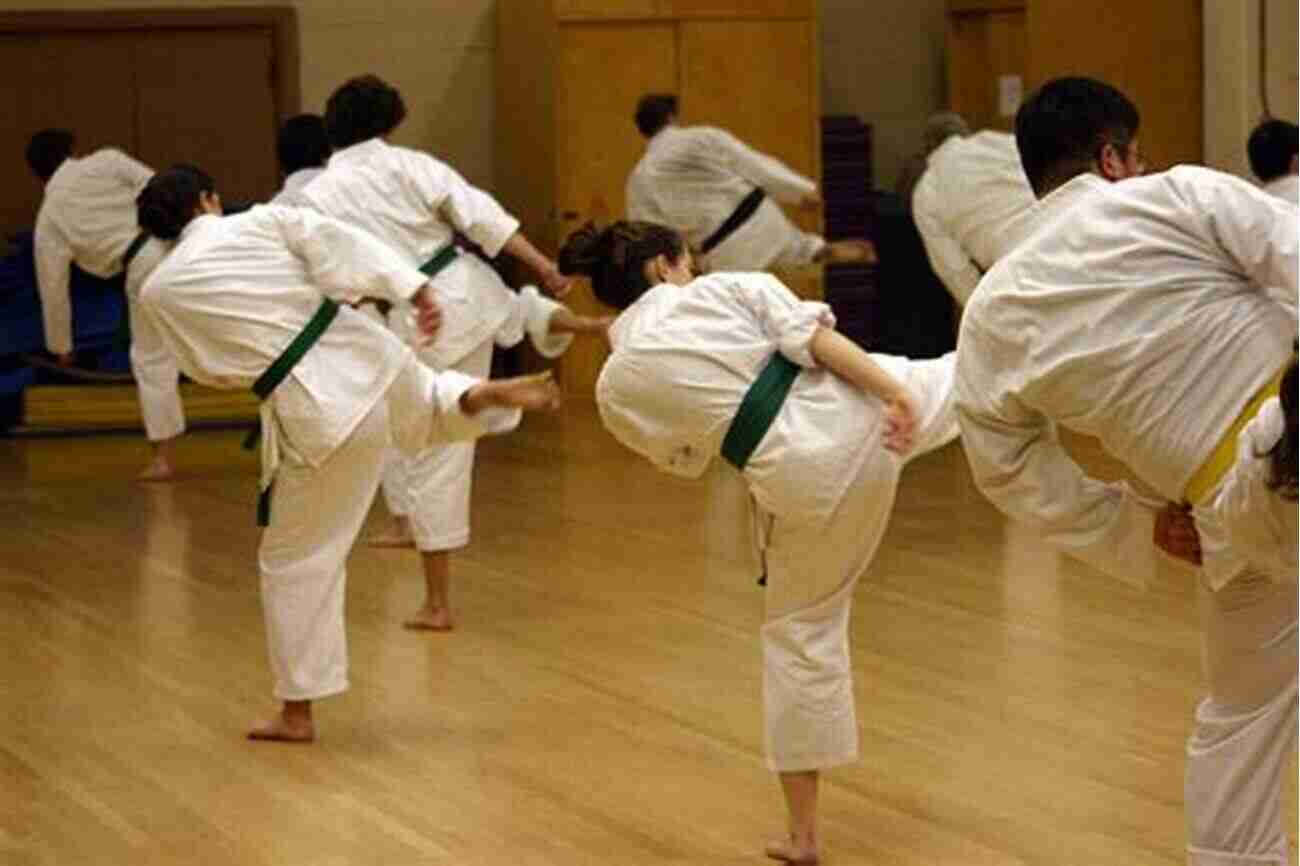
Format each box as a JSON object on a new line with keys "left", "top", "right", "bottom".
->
{"left": 519, "top": 286, "right": 574, "bottom": 359}
{"left": 733, "top": 273, "right": 835, "bottom": 367}
{"left": 430, "top": 369, "right": 522, "bottom": 442}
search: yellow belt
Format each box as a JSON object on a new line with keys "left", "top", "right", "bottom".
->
{"left": 1184, "top": 366, "right": 1286, "bottom": 505}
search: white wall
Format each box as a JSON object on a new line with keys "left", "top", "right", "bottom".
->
{"left": 820, "top": 0, "right": 948, "bottom": 190}
{"left": 1204, "top": 0, "right": 1299, "bottom": 179}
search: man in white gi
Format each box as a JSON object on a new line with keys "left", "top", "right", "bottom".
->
{"left": 625, "top": 93, "right": 876, "bottom": 273}
{"left": 954, "top": 77, "right": 1298, "bottom": 865}
{"left": 559, "top": 219, "right": 960, "bottom": 865}
{"left": 910, "top": 112, "right": 1040, "bottom": 306}
{"left": 28, "top": 129, "right": 186, "bottom": 480}
{"left": 270, "top": 114, "right": 331, "bottom": 207}
{"left": 1248, "top": 118, "right": 1299, "bottom": 204}
{"left": 302, "top": 75, "right": 608, "bottom": 632}
{"left": 135, "top": 165, "right": 562, "bottom": 742}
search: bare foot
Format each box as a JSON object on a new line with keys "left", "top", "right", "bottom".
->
{"left": 820, "top": 239, "right": 878, "bottom": 265}
{"left": 765, "top": 837, "right": 819, "bottom": 864}
{"left": 403, "top": 606, "right": 454, "bottom": 632}
{"left": 466, "top": 371, "right": 562, "bottom": 414}
{"left": 136, "top": 457, "right": 176, "bottom": 483}
{"left": 247, "top": 714, "right": 315, "bottom": 743}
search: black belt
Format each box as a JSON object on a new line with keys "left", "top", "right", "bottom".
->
{"left": 114, "top": 231, "right": 152, "bottom": 350}
{"left": 700, "top": 188, "right": 766, "bottom": 255}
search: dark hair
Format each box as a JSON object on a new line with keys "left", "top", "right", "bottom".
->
{"left": 136, "top": 164, "right": 216, "bottom": 240}
{"left": 634, "top": 94, "right": 678, "bottom": 138}
{"left": 26, "top": 128, "right": 76, "bottom": 180}
{"left": 325, "top": 75, "right": 407, "bottom": 149}
{"left": 1265, "top": 352, "right": 1298, "bottom": 501}
{"left": 558, "top": 221, "right": 686, "bottom": 309}
{"left": 278, "top": 113, "right": 332, "bottom": 174}
{"left": 1015, "top": 76, "right": 1140, "bottom": 197}
{"left": 1247, "top": 119, "right": 1298, "bottom": 184}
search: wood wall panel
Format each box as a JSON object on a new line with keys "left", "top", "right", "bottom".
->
{"left": 679, "top": 17, "right": 822, "bottom": 299}
{"left": 946, "top": 9, "right": 1026, "bottom": 134}
{"left": 0, "top": 33, "right": 136, "bottom": 236}
{"left": 495, "top": 0, "right": 557, "bottom": 252}
{"left": 1026, "top": 0, "right": 1202, "bottom": 169}
{"left": 554, "top": 23, "right": 678, "bottom": 396}
{"left": 132, "top": 30, "right": 279, "bottom": 205}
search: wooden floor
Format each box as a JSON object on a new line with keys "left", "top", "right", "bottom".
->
{"left": 2, "top": 403, "right": 1294, "bottom": 865}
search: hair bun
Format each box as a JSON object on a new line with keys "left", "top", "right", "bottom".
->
{"left": 558, "top": 222, "right": 608, "bottom": 278}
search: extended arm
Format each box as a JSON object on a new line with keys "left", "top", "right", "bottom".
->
{"left": 714, "top": 129, "right": 817, "bottom": 204}
{"left": 34, "top": 218, "right": 76, "bottom": 359}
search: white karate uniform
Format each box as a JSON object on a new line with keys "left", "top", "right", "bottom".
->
{"left": 1264, "top": 174, "right": 1299, "bottom": 205}
{"left": 138, "top": 205, "right": 519, "bottom": 700}
{"left": 626, "top": 125, "right": 825, "bottom": 272}
{"left": 270, "top": 167, "right": 325, "bottom": 207}
{"left": 954, "top": 166, "right": 1298, "bottom": 866}
{"left": 34, "top": 148, "right": 185, "bottom": 440}
{"left": 1205, "top": 399, "right": 1297, "bottom": 583}
{"left": 911, "top": 131, "right": 1040, "bottom": 305}
{"left": 301, "top": 138, "right": 571, "bottom": 552}
{"left": 597, "top": 271, "right": 959, "bottom": 772}
{"left": 123, "top": 238, "right": 185, "bottom": 441}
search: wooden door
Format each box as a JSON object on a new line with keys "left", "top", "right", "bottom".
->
{"left": 133, "top": 30, "right": 279, "bottom": 207}
{"left": 946, "top": 6, "right": 1027, "bottom": 134}
{"left": 1027, "top": 0, "right": 1203, "bottom": 169}
{"left": 0, "top": 33, "right": 136, "bottom": 236}
{"left": 678, "top": 18, "right": 822, "bottom": 299}
{"left": 555, "top": 22, "right": 678, "bottom": 396}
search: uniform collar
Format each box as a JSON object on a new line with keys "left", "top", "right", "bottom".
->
{"left": 44, "top": 155, "right": 80, "bottom": 188}
{"left": 328, "top": 137, "right": 389, "bottom": 166}
{"left": 179, "top": 212, "right": 222, "bottom": 243}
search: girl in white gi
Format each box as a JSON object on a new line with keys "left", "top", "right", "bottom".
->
{"left": 955, "top": 78, "right": 1298, "bottom": 866}
{"left": 135, "top": 165, "right": 562, "bottom": 742}
{"left": 302, "top": 75, "right": 609, "bottom": 632}
{"left": 559, "top": 220, "right": 960, "bottom": 865}
{"left": 626, "top": 94, "right": 876, "bottom": 273}
{"left": 27, "top": 129, "right": 186, "bottom": 480}
{"left": 1208, "top": 351, "right": 1297, "bottom": 582}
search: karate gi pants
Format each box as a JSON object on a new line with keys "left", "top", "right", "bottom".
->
{"left": 1185, "top": 489, "right": 1297, "bottom": 866}
{"left": 758, "top": 354, "right": 959, "bottom": 772}
{"left": 258, "top": 358, "right": 479, "bottom": 700}
{"left": 381, "top": 338, "right": 493, "bottom": 551}
{"left": 380, "top": 278, "right": 569, "bottom": 553}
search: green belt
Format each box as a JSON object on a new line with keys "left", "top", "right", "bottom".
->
{"left": 114, "top": 231, "right": 151, "bottom": 352}
{"left": 243, "top": 298, "right": 340, "bottom": 525}
{"left": 720, "top": 353, "right": 800, "bottom": 470}
{"left": 420, "top": 242, "right": 457, "bottom": 278}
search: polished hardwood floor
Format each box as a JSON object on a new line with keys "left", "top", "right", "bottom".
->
{"left": 2, "top": 404, "right": 1294, "bottom": 865}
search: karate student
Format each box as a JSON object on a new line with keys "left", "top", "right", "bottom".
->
{"left": 1248, "top": 118, "right": 1299, "bottom": 204}
{"left": 559, "top": 220, "right": 960, "bottom": 865}
{"left": 910, "top": 112, "right": 1041, "bottom": 305}
{"left": 135, "top": 165, "right": 562, "bottom": 742}
{"left": 301, "top": 75, "right": 609, "bottom": 631}
{"left": 1207, "top": 350, "right": 1298, "bottom": 583}
{"left": 953, "top": 77, "right": 1297, "bottom": 866}
{"left": 625, "top": 93, "right": 875, "bottom": 273}
{"left": 28, "top": 128, "right": 186, "bottom": 480}
{"left": 271, "top": 113, "right": 331, "bottom": 207}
